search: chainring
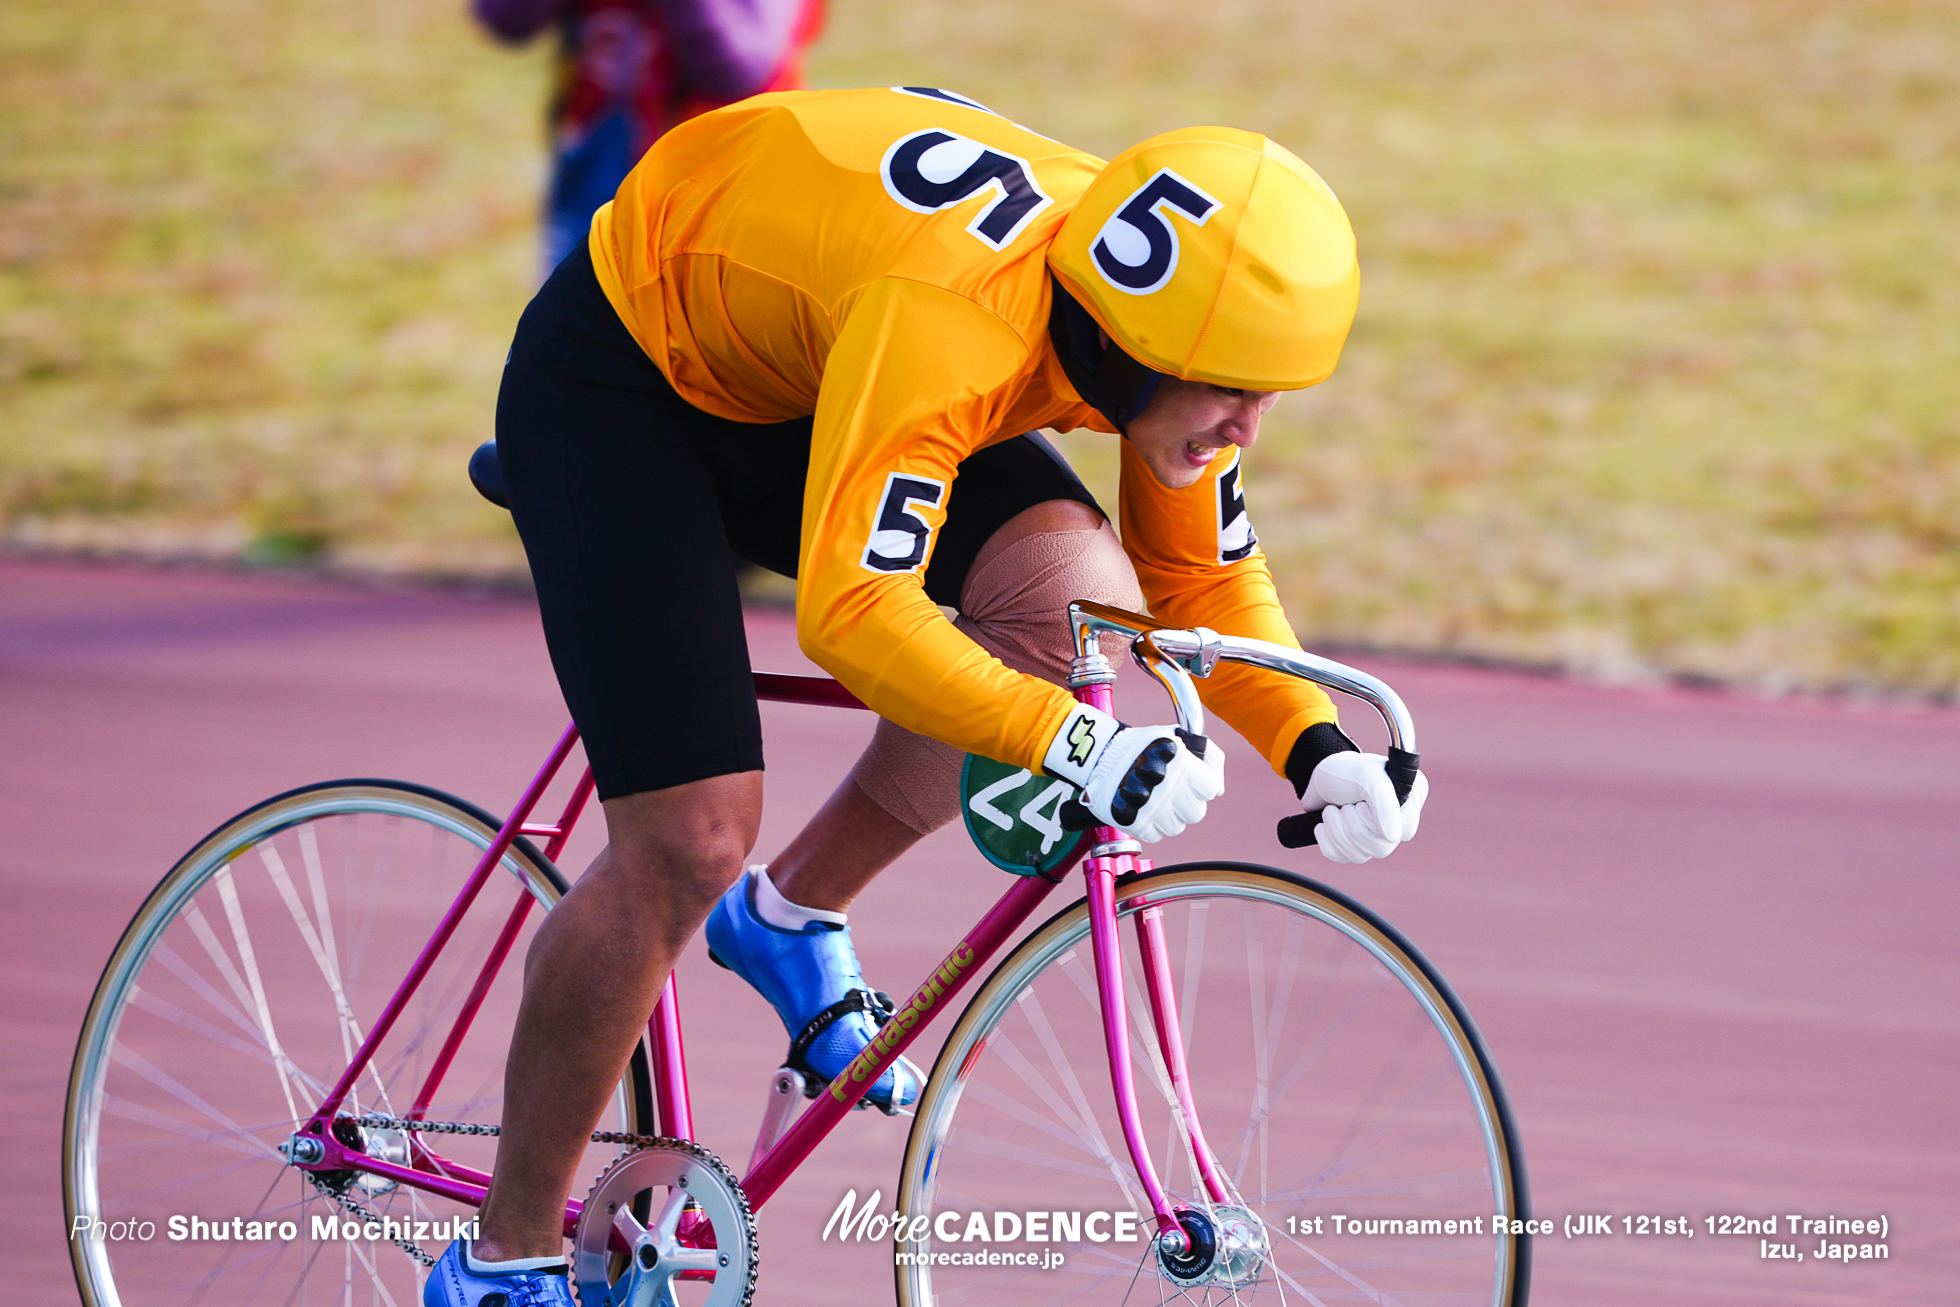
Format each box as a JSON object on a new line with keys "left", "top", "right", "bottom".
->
{"left": 573, "top": 1140, "right": 757, "bottom": 1307}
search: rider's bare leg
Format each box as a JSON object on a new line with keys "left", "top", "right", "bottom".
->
{"left": 766, "top": 774, "right": 921, "bottom": 913}
{"left": 476, "top": 772, "right": 762, "bottom": 1262}
{"left": 770, "top": 497, "right": 1141, "bottom": 914}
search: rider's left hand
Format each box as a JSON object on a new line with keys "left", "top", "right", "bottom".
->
{"left": 1301, "top": 753, "right": 1428, "bottom": 863}
{"left": 1287, "top": 722, "right": 1427, "bottom": 864}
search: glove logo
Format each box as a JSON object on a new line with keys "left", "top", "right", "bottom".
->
{"left": 1065, "top": 714, "right": 1098, "bottom": 767}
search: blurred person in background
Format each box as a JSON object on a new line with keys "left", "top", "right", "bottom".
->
{"left": 474, "top": 0, "right": 826, "bottom": 268}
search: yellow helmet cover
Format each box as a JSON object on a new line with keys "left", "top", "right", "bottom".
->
{"left": 1047, "top": 127, "right": 1359, "bottom": 392}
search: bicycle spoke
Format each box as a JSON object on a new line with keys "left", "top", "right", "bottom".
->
{"left": 961, "top": 1077, "right": 1126, "bottom": 1168}
{"left": 999, "top": 981, "right": 1147, "bottom": 1212}
{"left": 1258, "top": 1063, "right": 1482, "bottom": 1205}
{"left": 1272, "top": 1221, "right": 1490, "bottom": 1303}
{"left": 102, "top": 1146, "right": 277, "bottom": 1207}
{"left": 260, "top": 843, "right": 363, "bottom": 1060}
{"left": 151, "top": 940, "right": 274, "bottom": 1053}
{"left": 947, "top": 1119, "right": 1137, "bottom": 1184}
{"left": 216, "top": 868, "right": 311, "bottom": 1125}
{"left": 124, "top": 981, "right": 278, "bottom": 1064}
{"left": 151, "top": 1168, "right": 295, "bottom": 1300}
{"left": 1237, "top": 905, "right": 1310, "bottom": 1212}
{"left": 1216, "top": 970, "right": 1397, "bottom": 1166}
{"left": 107, "top": 1044, "right": 288, "bottom": 1155}
{"left": 346, "top": 1234, "right": 409, "bottom": 1307}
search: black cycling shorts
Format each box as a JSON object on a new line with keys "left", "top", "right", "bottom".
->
{"left": 496, "top": 240, "right": 1102, "bottom": 800}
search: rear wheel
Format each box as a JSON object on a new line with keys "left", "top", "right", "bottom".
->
{"left": 896, "top": 862, "right": 1529, "bottom": 1307}
{"left": 65, "top": 780, "right": 655, "bottom": 1307}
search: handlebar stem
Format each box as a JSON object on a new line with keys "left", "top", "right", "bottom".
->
{"left": 1066, "top": 651, "right": 1118, "bottom": 689}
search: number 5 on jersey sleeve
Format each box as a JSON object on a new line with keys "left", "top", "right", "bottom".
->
{"left": 860, "top": 472, "right": 948, "bottom": 574}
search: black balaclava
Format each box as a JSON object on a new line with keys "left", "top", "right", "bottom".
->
{"left": 1048, "top": 276, "right": 1165, "bottom": 433}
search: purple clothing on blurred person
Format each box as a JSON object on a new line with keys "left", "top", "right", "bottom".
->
{"left": 473, "top": 0, "right": 822, "bottom": 267}
{"left": 474, "top": 0, "right": 808, "bottom": 98}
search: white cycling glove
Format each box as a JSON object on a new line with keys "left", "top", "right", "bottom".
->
{"left": 1042, "top": 703, "right": 1226, "bottom": 844}
{"left": 1299, "top": 751, "right": 1429, "bottom": 864}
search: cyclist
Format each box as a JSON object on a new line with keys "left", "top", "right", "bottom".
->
{"left": 427, "top": 86, "right": 1428, "bottom": 1305}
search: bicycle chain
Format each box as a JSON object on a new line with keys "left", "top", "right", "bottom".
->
{"left": 315, "top": 1183, "right": 439, "bottom": 1268}
{"left": 347, "top": 1112, "right": 680, "bottom": 1151}
{"left": 316, "top": 1115, "right": 709, "bottom": 1271}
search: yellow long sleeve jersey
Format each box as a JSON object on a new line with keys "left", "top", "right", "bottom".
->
{"left": 590, "top": 86, "right": 1339, "bottom": 778}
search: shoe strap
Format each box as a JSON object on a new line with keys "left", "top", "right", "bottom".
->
{"left": 784, "top": 988, "right": 895, "bottom": 1093}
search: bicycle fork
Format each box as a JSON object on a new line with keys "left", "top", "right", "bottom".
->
{"left": 1070, "top": 677, "right": 1235, "bottom": 1254}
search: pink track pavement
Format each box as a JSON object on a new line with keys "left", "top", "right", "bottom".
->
{"left": 4, "top": 555, "right": 1956, "bottom": 1305}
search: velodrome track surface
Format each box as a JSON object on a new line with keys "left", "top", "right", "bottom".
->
{"left": 4, "top": 555, "right": 1955, "bottom": 1305}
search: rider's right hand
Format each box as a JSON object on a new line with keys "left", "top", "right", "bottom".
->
{"left": 1042, "top": 703, "right": 1226, "bottom": 843}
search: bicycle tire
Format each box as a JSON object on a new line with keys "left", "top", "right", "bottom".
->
{"left": 64, "top": 779, "right": 656, "bottom": 1307}
{"left": 896, "top": 861, "right": 1530, "bottom": 1307}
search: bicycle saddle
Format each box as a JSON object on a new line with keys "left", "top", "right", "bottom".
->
{"left": 468, "top": 440, "right": 508, "bottom": 509}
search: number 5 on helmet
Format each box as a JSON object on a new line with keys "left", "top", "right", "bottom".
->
{"left": 1048, "top": 126, "right": 1360, "bottom": 393}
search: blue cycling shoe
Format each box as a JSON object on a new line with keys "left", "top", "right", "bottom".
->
{"left": 704, "top": 868, "right": 923, "bottom": 1114}
{"left": 423, "top": 1238, "right": 573, "bottom": 1307}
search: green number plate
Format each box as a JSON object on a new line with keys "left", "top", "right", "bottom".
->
{"left": 960, "top": 754, "right": 1087, "bottom": 877}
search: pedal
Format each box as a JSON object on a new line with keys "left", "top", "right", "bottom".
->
{"left": 748, "top": 1066, "right": 808, "bottom": 1171}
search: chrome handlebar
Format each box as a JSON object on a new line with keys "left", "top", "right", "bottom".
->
{"left": 1067, "top": 601, "right": 1417, "bottom": 753}
{"left": 1067, "top": 601, "right": 1421, "bottom": 850}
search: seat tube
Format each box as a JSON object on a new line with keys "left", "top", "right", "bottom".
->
{"left": 648, "top": 976, "right": 692, "bottom": 1141}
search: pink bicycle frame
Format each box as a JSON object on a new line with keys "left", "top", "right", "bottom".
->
{"left": 285, "top": 665, "right": 1223, "bottom": 1245}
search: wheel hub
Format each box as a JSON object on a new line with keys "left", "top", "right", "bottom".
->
{"left": 1156, "top": 1204, "right": 1269, "bottom": 1289}
{"left": 348, "top": 1119, "right": 410, "bottom": 1195}
{"left": 302, "top": 1115, "right": 410, "bottom": 1196}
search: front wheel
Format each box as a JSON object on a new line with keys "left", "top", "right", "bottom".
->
{"left": 65, "top": 780, "right": 656, "bottom": 1307}
{"left": 896, "top": 862, "right": 1530, "bottom": 1307}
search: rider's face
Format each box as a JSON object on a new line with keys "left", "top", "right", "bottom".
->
{"left": 1126, "top": 380, "right": 1282, "bottom": 489}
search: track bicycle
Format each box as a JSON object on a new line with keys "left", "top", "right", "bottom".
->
{"left": 66, "top": 597, "right": 1532, "bottom": 1307}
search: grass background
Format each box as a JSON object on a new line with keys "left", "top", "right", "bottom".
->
{"left": 3, "top": 0, "right": 1956, "bottom": 693}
